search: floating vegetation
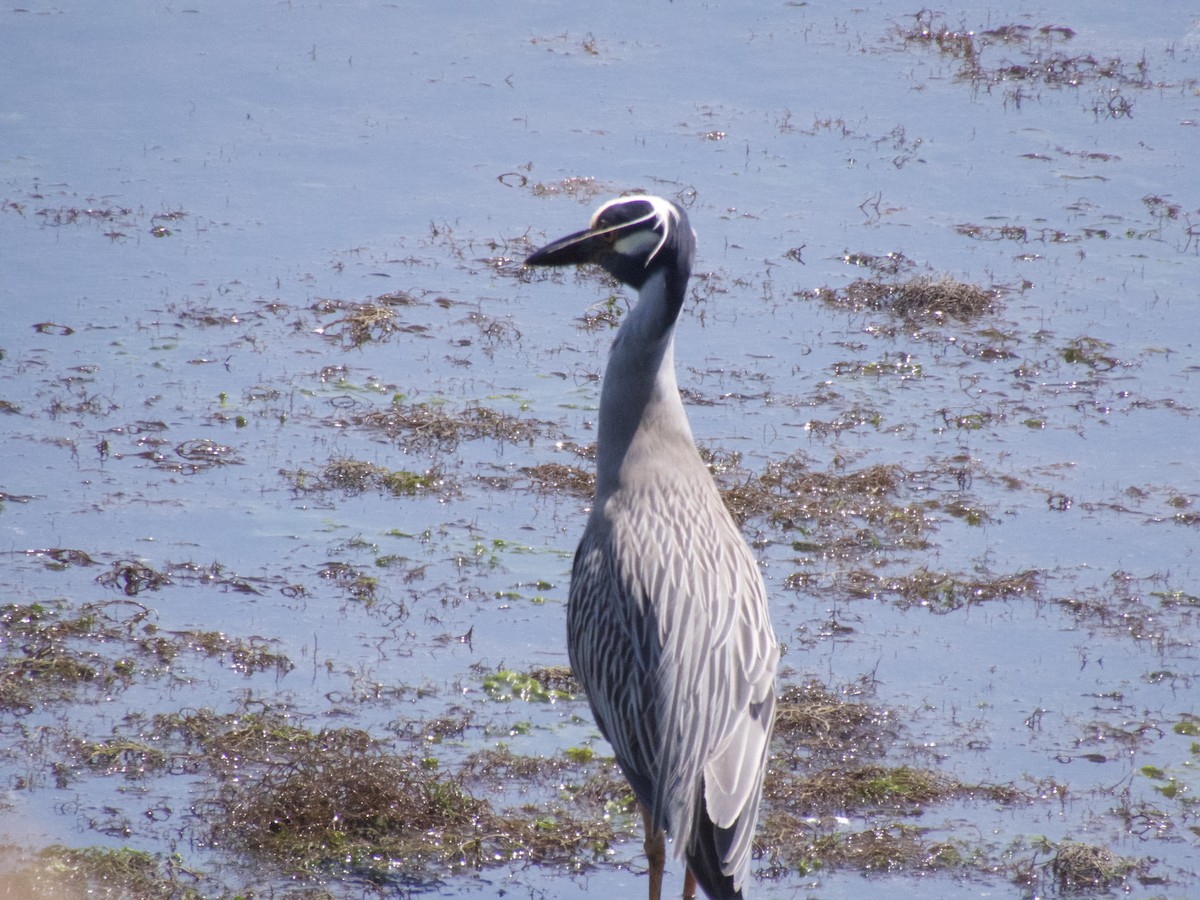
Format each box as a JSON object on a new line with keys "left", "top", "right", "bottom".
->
{"left": 729, "top": 459, "right": 930, "bottom": 557}
{"left": 770, "top": 764, "right": 1021, "bottom": 815}
{"left": 25, "top": 547, "right": 97, "bottom": 569}
{"left": 106, "top": 435, "right": 244, "bottom": 473}
{"left": 809, "top": 276, "right": 998, "bottom": 322}
{"left": 212, "top": 727, "right": 616, "bottom": 878}
{"left": 284, "top": 457, "right": 455, "bottom": 499}
{"left": 757, "top": 676, "right": 1038, "bottom": 880}
{"left": 0, "top": 844, "right": 208, "bottom": 900}
{"left": 831, "top": 352, "right": 923, "bottom": 380}
{"left": 521, "top": 461, "right": 594, "bottom": 497}
{"left": 892, "top": 9, "right": 1193, "bottom": 111}
{"left": 0, "top": 597, "right": 294, "bottom": 713}
{"left": 32, "top": 321, "right": 76, "bottom": 336}
{"left": 168, "top": 298, "right": 269, "bottom": 328}
{"left": 732, "top": 459, "right": 900, "bottom": 519}
{"left": 579, "top": 294, "right": 626, "bottom": 330}
{"left": 1052, "top": 572, "right": 1193, "bottom": 645}
{"left": 772, "top": 680, "right": 896, "bottom": 764}
{"left": 215, "top": 739, "right": 485, "bottom": 867}
{"left": 482, "top": 667, "right": 574, "bottom": 703}
{"left": 45, "top": 383, "right": 117, "bottom": 419}
{"left": 35, "top": 205, "right": 135, "bottom": 228}
{"left": 317, "top": 561, "right": 380, "bottom": 606}
{"left": 528, "top": 175, "right": 607, "bottom": 202}
{"left": 840, "top": 250, "right": 917, "bottom": 277}
{"left": 169, "top": 438, "right": 243, "bottom": 470}
{"left": 97, "top": 560, "right": 170, "bottom": 596}
{"left": 1138, "top": 194, "right": 1200, "bottom": 252}
{"left": 1059, "top": 335, "right": 1120, "bottom": 371}
{"left": 795, "top": 824, "right": 973, "bottom": 876}
{"left": 954, "top": 221, "right": 1087, "bottom": 244}
{"left": 314, "top": 292, "right": 428, "bottom": 347}
{"left": 0, "top": 649, "right": 102, "bottom": 712}
{"left": 838, "top": 566, "right": 1040, "bottom": 611}
{"left": 1045, "top": 840, "right": 1143, "bottom": 893}
{"left": 2, "top": 190, "right": 191, "bottom": 244}
{"left": 350, "top": 401, "right": 549, "bottom": 451}
{"left": 170, "top": 629, "right": 294, "bottom": 676}
{"left": 463, "top": 309, "right": 522, "bottom": 350}
{"left": 459, "top": 744, "right": 589, "bottom": 789}
{"left": 760, "top": 762, "right": 1022, "bottom": 880}
{"left": 802, "top": 406, "right": 886, "bottom": 438}
{"left": 525, "top": 664, "right": 580, "bottom": 695}
{"left": 147, "top": 707, "right": 338, "bottom": 775}
{"left": 61, "top": 735, "right": 169, "bottom": 778}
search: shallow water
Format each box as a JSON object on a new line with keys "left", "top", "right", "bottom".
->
{"left": 2, "top": 1, "right": 1199, "bottom": 898}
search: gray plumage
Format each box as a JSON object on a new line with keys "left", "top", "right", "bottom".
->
{"left": 526, "top": 195, "right": 778, "bottom": 900}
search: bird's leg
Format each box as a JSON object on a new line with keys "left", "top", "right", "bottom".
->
{"left": 682, "top": 867, "right": 697, "bottom": 900}
{"left": 641, "top": 803, "right": 665, "bottom": 900}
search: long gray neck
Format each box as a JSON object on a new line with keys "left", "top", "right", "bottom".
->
{"left": 594, "top": 270, "right": 699, "bottom": 500}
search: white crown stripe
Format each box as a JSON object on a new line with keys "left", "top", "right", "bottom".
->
{"left": 589, "top": 196, "right": 680, "bottom": 267}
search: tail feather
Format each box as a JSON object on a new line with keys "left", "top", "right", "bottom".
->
{"left": 685, "top": 778, "right": 744, "bottom": 900}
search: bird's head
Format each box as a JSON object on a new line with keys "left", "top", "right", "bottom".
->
{"left": 525, "top": 195, "right": 694, "bottom": 290}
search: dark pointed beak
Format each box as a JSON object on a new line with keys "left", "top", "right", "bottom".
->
{"left": 525, "top": 226, "right": 612, "bottom": 268}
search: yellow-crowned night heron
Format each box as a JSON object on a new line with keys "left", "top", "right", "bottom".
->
{"left": 526, "top": 195, "right": 778, "bottom": 900}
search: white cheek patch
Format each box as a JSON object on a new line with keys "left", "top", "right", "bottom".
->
{"left": 613, "top": 229, "right": 664, "bottom": 258}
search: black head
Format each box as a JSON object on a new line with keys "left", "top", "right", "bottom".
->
{"left": 525, "top": 195, "right": 694, "bottom": 291}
